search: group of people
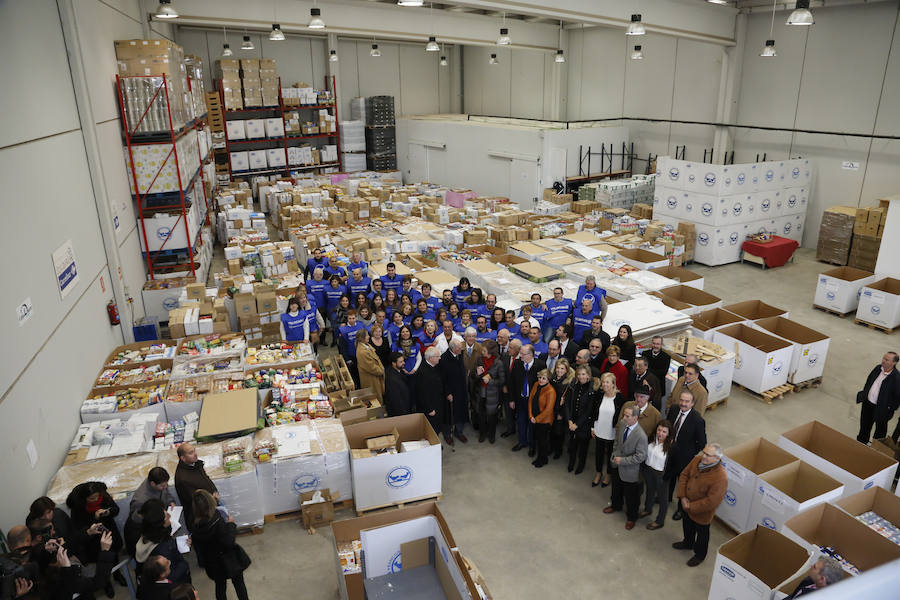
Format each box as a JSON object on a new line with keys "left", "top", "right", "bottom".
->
{"left": 3, "top": 442, "right": 249, "bottom": 600}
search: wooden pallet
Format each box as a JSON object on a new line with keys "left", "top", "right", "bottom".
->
{"left": 236, "top": 525, "right": 264, "bottom": 536}
{"left": 263, "top": 499, "right": 354, "bottom": 525}
{"left": 734, "top": 382, "right": 794, "bottom": 404}
{"left": 855, "top": 319, "right": 895, "bottom": 334}
{"left": 812, "top": 304, "right": 853, "bottom": 318}
{"left": 816, "top": 258, "right": 847, "bottom": 267}
{"left": 324, "top": 356, "right": 355, "bottom": 393}
{"left": 356, "top": 494, "right": 443, "bottom": 517}
{"left": 704, "top": 397, "right": 728, "bottom": 412}
{"left": 791, "top": 377, "right": 823, "bottom": 391}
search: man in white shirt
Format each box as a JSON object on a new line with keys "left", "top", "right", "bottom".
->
{"left": 856, "top": 352, "right": 900, "bottom": 444}
{"left": 496, "top": 329, "right": 511, "bottom": 356}
{"left": 434, "top": 319, "right": 463, "bottom": 355}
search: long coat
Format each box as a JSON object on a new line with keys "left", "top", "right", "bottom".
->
{"left": 470, "top": 356, "right": 506, "bottom": 416}
{"left": 385, "top": 367, "right": 413, "bottom": 416}
{"left": 356, "top": 341, "right": 385, "bottom": 402}
{"left": 416, "top": 362, "right": 445, "bottom": 428}
{"left": 439, "top": 350, "right": 469, "bottom": 425}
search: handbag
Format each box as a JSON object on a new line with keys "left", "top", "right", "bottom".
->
{"left": 221, "top": 543, "right": 252, "bottom": 578}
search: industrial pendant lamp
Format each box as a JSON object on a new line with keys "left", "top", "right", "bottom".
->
{"left": 631, "top": 45, "right": 643, "bottom": 60}
{"left": 489, "top": 53, "right": 499, "bottom": 65}
{"left": 154, "top": 0, "right": 178, "bottom": 19}
{"left": 626, "top": 14, "right": 645, "bottom": 36}
{"left": 221, "top": 28, "right": 233, "bottom": 57}
{"left": 270, "top": 24, "right": 285, "bottom": 41}
{"left": 398, "top": 0, "right": 425, "bottom": 5}
{"left": 554, "top": 21, "right": 565, "bottom": 63}
{"left": 371, "top": 43, "right": 381, "bottom": 57}
{"left": 329, "top": 49, "right": 339, "bottom": 62}
{"left": 760, "top": 0, "right": 777, "bottom": 57}
{"left": 497, "top": 13, "right": 511, "bottom": 45}
{"left": 440, "top": 55, "right": 448, "bottom": 66}
{"left": 308, "top": 7, "right": 325, "bottom": 30}
{"left": 787, "top": 0, "right": 814, "bottom": 25}
{"left": 706, "top": 0, "right": 729, "bottom": 4}
{"left": 426, "top": 36, "right": 440, "bottom": 52}
{"left": 241, "top": 34, "right": 254, "bottom": 50}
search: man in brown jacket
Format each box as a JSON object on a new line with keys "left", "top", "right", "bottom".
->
{"left": 174, "top": 442, "right": 218, "bottom": 531}
{"left": 673, "top": 442, "right": 727, "bottom": 567}
{"left": 668, "top": 363, "right": 709, "bottom": 415}
{"left": 619, "top": 384, "right": 661, "bottom": 439}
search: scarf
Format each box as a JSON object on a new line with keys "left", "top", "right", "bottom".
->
{"left": 86, "top": 497, "right": 103, "bottom": 514}
{"left": 698, "top": 458, "right": 721, "bottom": 472}
{"left": 531, "top": 382, "right": 546, "bottom": 417}
{"left": 481, "top": 356, "right": 496, "bottom": 387}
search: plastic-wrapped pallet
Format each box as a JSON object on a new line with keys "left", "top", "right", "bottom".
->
{"left": 312, "top": 419, "right": 352, "bottom": 503}
{"left": 349, "top": 97, "right": 366, "bottom": 123}
{"left": 254, "top": 423, "right": 328, "bottom": 515}
{"left": 339, "top": 120, "right": 365, "bottom": 152}
{"left": 194, "top": 435, "right": 264, "bottom": 530}
{"left": 364, "top": 96, "right": 395, "bottom": 126}
{"left": 342, "top": 153, "right": 367, "bottom": 173}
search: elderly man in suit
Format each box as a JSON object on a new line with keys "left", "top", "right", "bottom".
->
{"left": 857, "top": 351, "right": 900, "bottom": 444}
{"left": 669, "top": 363, "right": 709, "bottom": 415}
{"left": 621, "top": 384, "right": 661, "bottom": 439}
{"left": 665, "top": 389, "right": 707, "bottom": 521}
{"left": 500, "top": 338, "right": 522, "bottom": 438}
{"left": 440, "top": 338, "right": 470, "bottom": 445}
{"left": 629, "top": 356, "right": 662, "bottom": 411}
{"left": 642, "top": 335, "right": 671, "bottom": 389}
{"left": 462, "top": 327, "right": 484, "bottom": 430}
{"left": 416, "top": 347, "right": 445, "bottom": 436}
{"left": 603, "top": 404, "right": 648, "bottom": 530}
{"left": 509, "top": 344, "right": 546, "bottom": 456}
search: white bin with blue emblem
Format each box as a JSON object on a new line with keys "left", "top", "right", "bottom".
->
{"left": 746, "top": 461, "right": 843, "bottom": 533}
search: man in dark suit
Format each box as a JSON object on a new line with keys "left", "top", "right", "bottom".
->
{"left": 642, "top": 335, "right": 672, "bottom": 387}
{"left": 440, "top": 339, "right": 470, "bottom": 444}
{"left": 629, "top": 356, "right": 662, "bottom": 410}
{"left": 545, "top": 340, "right": 563, "bottom": 375}
{"left": 137, "top": 556, "right": 175, "bottom": 600}
{"left": 499, "top": 338, "right": 521, "bottom": 438}
{"left": 509, "top": 344, "right": 546, "bottom": 456}
{"left": 664, "top": 389, "right": 707, "bottom": 520}
{"left": 575, "top": 349, "right": 603, "bottom": 380}
{"left": 677, "top": 354, "right": 708, "bottom": 390}
{"left": 856, "top": 352, "right": 900, "bottom": 444}
{"left": 386, "top": 352, "right": 413, "bottom": 416}
{"left": 416, "top": 347, "right": 445, "bottom": 438}
{"left": 579, "top": 315, "right": 610, "bottom": 354}
{"left": 555, "top": 324, "right": 579, "bottom": 363}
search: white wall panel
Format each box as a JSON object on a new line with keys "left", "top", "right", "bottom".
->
{"left": 103, "top": 0, "right": 142, "bottom": 21}
{"left": 669, "top": 123, "right": 716, "bottom": 157}
{"left": 576, "top": 27, "right": 626, "bottom": 120}
{"left": 338, "top": 40, "right": 361, "bottom": 119}
{"left": 438, "top": 53, "right": 454, "bottom": 114}
{"left": 481, "top": 48, "right": 513, "bottom": 117}
{"left": 859, "top": 140, "right": 900, "bottom": 205}
{"left": 463, "top": 46, "right": 486, "bottom": 115}
{"left": 623, "top": 34, "right": 677, "bottom": 120}
{"left": 671, "top": 39, "right": 722, "bottom": 123}
{"left": 356, "top": 41, "right": 403, "bottom": 112}
{"left": 96, "top": 120, "right": 137, "bottom": 247}
{"left": 628, "top": 122, "right": 671, "bottom": 161}
{"left": 310, "top": 38, "right": 328, "bottom": 92}
{"left": 510, "top": 50, "right": 546, "bottom": 120}
{"left": 566, "top": 28, "right": 586, "bottom": 120}
{"left": 730, "top": 129, "right": 793, "bottom": 164}
{"left": 399, "top": 45, "right": 440, "bottom": 116}
{"left": 118, "top": 227, "right": 148, "bottom": 318}
{"left": 261, "top": 36, "right": 318, "bottom": 88}
{"left": 873, "top": 16, "right": 900, "bottom": 136}
{"left": 176, "top": 29, "right": 217, "bottom": 92}
{"left": 0, "top": 0, "right": 80, "bottom": 148}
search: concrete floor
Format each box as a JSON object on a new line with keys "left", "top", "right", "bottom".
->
{"left": 130, "top": 247, "right": 896, "bottom": 599}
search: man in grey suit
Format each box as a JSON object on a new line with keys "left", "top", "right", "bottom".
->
{"left": 603, "top": 404, "right": 648, "bottom": 530}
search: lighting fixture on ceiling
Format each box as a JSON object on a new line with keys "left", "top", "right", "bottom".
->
{"left": 626, "top": 14, "right": 645, "bottom": 36}
{"left": 489, "top": 53, "right": 498, "bottom": 65}
{"left": 760, "top": 0, "right": 777, "bottom": 57}
{"left": 308, "top": 7, "right": 325, "bottom": 29}
{"left": 371, "top": 43, "right": 381, "bottom": 57}
{"left": 787, "top": 0, "right": 814, "bottom": 25}
{"left": 222, "top": 27, "right": 232, "bottom": 57}
{"left": 154, "top": 0, "right": 178, "bottom": 19}
{"left": 329, "top": 49, "right": 338, "bottom": 62}
{"left": 631, "top": 45, "right": 643, "bottom": 60}
{"left": 426, "top": 36, "right": 440, "bottom": 52}
{"left": 555, "top": 49, "right": 565, "bottom": 63}
{"left": 706, "top": 0, "right": 729, "bottom": 4}
{"left": 241, "top": 35, "right": 254, "bottom": 50}
{"left": 497, "top": 28, "right": 511, "bottom": 45}
{"left": 270, "top": 24, "right": 285, "bottom": 40}
{"left": 440, "top": 55, "right": 448, "bottom": 66}
{"left": 398, "top": 0, "right": 425, "bottom": 5}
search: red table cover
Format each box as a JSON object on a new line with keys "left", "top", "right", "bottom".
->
{"left": 741, "top": 236, "right": 799, "bottom": 268}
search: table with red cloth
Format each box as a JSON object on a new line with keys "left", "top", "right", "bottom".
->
{"left": 740, "top": 235, "right": 799, "bottom": 268}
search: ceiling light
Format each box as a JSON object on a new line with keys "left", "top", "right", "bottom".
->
{"left": 154, "top": 0, "right": 178, "bottom": 19}
{"left": 426, "top": 36, "right": 440, "bottom": 52}
{"left": 626, "top": 14, "right": 645, "bottom": 36}
{"left": 398, "top": 0, "right": 425, "bottom": 5}
{"left": 329, "top": 49, "right": 338, "bottom": 62}
{"left": 760, "top": 39, "right": 777, "bottom": 57}
{"left": 631, "top": 45, "right": 643, "bottom": 60}
{"left": 497, "top": 28, "right": 511, "bottom": 45}
{"left": 308, "top": 7, "right": 325, "bottom": 29}
{"left": 222, "top": 43, "right": 233, "bottom": 57}
{"left": 489, "top": 53, "right": 498, "bottom": 65}
{"left": 241, "top": 35, "right": 254, "bottom": 50}
{"left": 555, "top": 49, "right": 565, "bottom": 63}
{"left": 440, "top": 55, "right": 448, "bottom": 66}
{"left": 270, "top": 24, "right": 285, "bottom": 41}
{"left": 370, "top": 44, "right": 381, "bottom": 57}
{"left": 787, "top": 0, "right": 814, "bottom": 25}
{"left": 706, "top": 0, "right": 729, "bottom": 4}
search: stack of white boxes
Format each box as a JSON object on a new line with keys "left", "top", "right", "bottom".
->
{"left": 654, "top": 158, "right": 813, "bottom": 266}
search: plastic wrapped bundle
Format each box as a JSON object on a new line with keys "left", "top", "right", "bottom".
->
{"left": 342, "top": 153, "right": 367, "bottom": 173}
{"left": 47, "top": 453, "right": 158, "bottom": 504}
{"left": 339, "top": 120, "right": 365, "bottom": 152}
{"left": 313, "top": 419, "right": 352, "bottom": 502}
{"left": 816, "top": 206, "right": 857, "bottom": 265}
{"left": 349, "top": 97, "right": 366, "bottom": 123}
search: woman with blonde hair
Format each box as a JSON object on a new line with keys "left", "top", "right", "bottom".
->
{"left": 471, "top": 340, "right": 506, "bottom": 443}
{"left": 549, "top": 358, "right": 575, "bottom": 460}
{"left": 528, "top": 369, "right": 556, "bottom": 468}
{"left": 356, "top": 329, "right": 385, "bottom": 401}
{"left": 591, "top": 372, "right": 626, "bottom": 487}
{"left": 564, "top": 365, "right": 598, "bottom": 474}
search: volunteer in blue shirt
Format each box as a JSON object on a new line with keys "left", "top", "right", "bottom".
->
{"left": 400, "top": 277, "right": 422, "bottom": 305}
{"left": 280, "top": 298, "right": 310, "bottom": 342}
{"left": 514, "top": 321, "right": 533, "bottom": 345}
{"left": 454, "top": 309, "right": 474, "bottom": 334}
{"left": 339, "top": 310, "right": 367, "bottom": 388}
{"left": 380, "top": 262, "right": 404, "bottom": 293}
{"left": 331, "top": 264, "right": 348, "bottom": 282}
{"left": 297, "top": 291, "right": 321, "bottom": 346}
{"left": 526, "top": 327, "right": 548, "bottom": 358}
{"left": 489, "top": 307, "right": 506, "bottom": 332}
{"left": 572, "top": 296, "right": 600, "bottom": 342}
{"left": 544, "top": 287, "right": 574, "bottom": 343}
{"left": 522, "top": 293, "right": 547, "bottom": 331}
{"left": 324, "top": 275, "right": 346, "bottom": 314}
{"left": 498, "top": 310, "right": 519, "bottom": 332}
{"left": 347, "top": 251, "right": 369, "bottom": 278}
{"left": 474, "top": 316, "right": 497, "bottom": 343}
{"left": 413, "top": 298, "right": 435, "bottom": 322}
{"left": 398, "top": 303, "right": 414, "bottom": 325}
{"left": 368, "top": 278, "right": 386, "bottom": 301}
{"left": 575, "top": 275, "right": 609, "bottom": 322}
{"left": 392, "top": 325, "right": 422, "bottom": 376}
{"left": 306, "top": 267, "right": 329, "bottom": 316}
{"left": 416, "top": 320, "right": 439, "bottom": 348}
{"left": 452, "top": 277, "right": 473, "bottom": 306}
{"left": 304, "top": 247, "right": 331, "bottom": 279}
{"left": 467, "top": 288, "right": 488, "bottom": 318}
{"left": 387, "top": 311, "right": 405, "bottom": 342}
{"left": 347, "top": 268, "right": 372, "bottom": 301}
{"left": 409, "top": 314, "right": 425, "bottom": 337}
{"left": 420, "top": 283, "right": 442, "bottom": 314}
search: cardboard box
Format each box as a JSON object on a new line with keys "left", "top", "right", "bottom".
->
{"left": 507, "top": 261, "right": 563, "bottom": 283}
{"left": 691, "top": 308, "right": 744, "bottom": 341}
{"left": 814, "top": 267, "right": 877, "bottom": 314}
{"left": 747, "top": 461, "right": 844, "bottom": 532}
{"left": 658, "top": 285, "right": 723, "bottom": 315}
{"left": 848, "top": 233, "right": 882, "bottom": 271}
{"left": 234, "top": 292, "right": 257, "bottom": 317}
{"left": 783, "top": 503, "right": 900, "bottom": 573}
{"left": 708, "top": 526, "right": 812, "bottom": 600}
{"left": 617, "top": 248, "right": 671, "bottom": 270}
{"left": 366, "top": 428, "right": 400, "bottom": 451}
{"left": 718, "top": 438, "right": 800, "bottom": 533}
{"left": 197, "top": 389, "right": 259, "bottom": 440}
{"left": 649, "top": 265, "right": 704, "bottom": 290}
{"left": 856, "top": 277, "right": 900, "bottom": 329}
{"left": 713, "top": 324, "right": 794, "bottom": 393}
{"left": 778, "top": 421, "right": 899, "bottom": 497}
{"left": 751, "top": 317, "right": 830, "bottom": 384}
{"left": 835, "top": 486, "right": 900, "bottom": 539}
{"left": 815, "top": 206, "right": 856, "bottom": 265}
{"left": 300, "top": 488, "right": 336, "bottom": 529}
{"left": 343, "top": 414, "right": 442, "bottom": 512}
{"left": 723, "top": 300, "right": 789, "bottom": 322}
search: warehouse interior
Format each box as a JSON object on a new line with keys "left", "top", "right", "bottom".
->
{"left": 2, "top": 0, "right": 900, "bottom": 598}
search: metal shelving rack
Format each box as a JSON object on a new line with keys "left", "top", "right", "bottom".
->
{"left": 116, "top": 74, "right": 212, "bottom": 280}
{"left": 219, "top": 75, "right": 342, "bottom": 179}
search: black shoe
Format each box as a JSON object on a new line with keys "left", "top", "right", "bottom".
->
{"left": 501, "top": 431, "right": 514, "bottom": 438}
{"left": 489, "top": 436, "right": 495, "bottom": 444}
{"left": 672, "top": 510, "right": 683, "bottom": 521}
{"left": 567, "top": 464, "right": 575, "bottom": 473}
{"left": 113, "top": 571, "right": 128, "bottom": 587}
{"left": 528, "top": 447, "right": 536, "bottom": 458}
{"left": 511, "top": 443, "right": 524, "bottom": 452}
{"left": 672, "top": 541, "right": 691, "bottom": 550}
{"left": 592, "top": 480, "right": 600, "bottom": 488}
{"left": 574, "top": 467, "right": 584, "bottom": 475}
{"left": 479, "top": 434, "right": 486, "bottom": 443}
{"left": 687, "top": 556, "right": 705, "bottom": 567}
{"left": 533, "top": 460, "right": 546, "bottom": 468}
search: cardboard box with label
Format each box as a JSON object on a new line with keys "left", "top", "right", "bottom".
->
{"left": 713, "top": 324, "right": 794, "bottom": 393}
{"left": 723, "top": 300, "right": 789, "bottom": 322}
{"left": 747, "top": 461, "right": 844, "bottom": 532}
{"left": 658, "top": 285, "right": 723, "bottom": 315}
{"left": 707, "top": 526, "right": 812, "bottom": 600}
{"left": 301, "top": 488, "right": 336, "bottom": 529}
{"left": 856, "top": 278, "right": 900, "bottom": 330}
{"left": 617, "top": 248, "right": 671, "bottom": 270}
{"left": 778, "top": 421, "right": 898, "bottom": 497}
{"left": 649, "top": 265, "right": 704, "bottom": 289}
{"left": 691, "top": 308, "right": 745, "bottom": 341}
{"left": 718, "top": 438, "right": 799, "bottom": 533}
{"left": 813, "top": 267, "right": 876, "bottom": 314}
{"left": 835, "top": 486, "right": 900, "bottom": 542}
{"left": 343, "top": 414, "right": 441, "bottom": 512}
{"left": 750, "top": 317, "right": 830, "bottom": 384}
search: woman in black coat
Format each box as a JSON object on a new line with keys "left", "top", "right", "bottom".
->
{"left": 135, "top": 499, "right": 191, "bottom": 584}
{"left": 28, "top": 496, "right": 79, "bottom": 558}
{"left": 615, "top": 324, "right": 637, "bottom": 367}
{"left": 549, "top": 358, "right": 576, "bottom": 460}
{"left": 191, "top": 490, "right": 251, "bottom": 600}
{"left": 66, "top": 481, "right": 123, "bottom": 564}
{"left": 470, "top": 340, "right": 506, "bottom": 444}
{"left": 564, "top": 365, "right": 600, "bottom": 475}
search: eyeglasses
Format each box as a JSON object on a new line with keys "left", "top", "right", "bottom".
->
{"left": 702, "top": 452, "right": 718, "bottom": 458}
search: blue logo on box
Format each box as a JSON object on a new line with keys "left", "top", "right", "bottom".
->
{"left": 716, "top": 381, "right": 725, "bottom": 391}
{"left": 704, "top": 173, "right": 717, "bottom": 186}
{"left": 666, "top": 196, "right": 678, "bottom": 210}
{"left": 668, "top": 167, "right": 680, "bottom": 181}
{"left": 386, "top": 466, "right": 413, "bottom": 488}
{"left": 864, "top": 481, "right": 874, "bottom": 490}
{"left": 784, "top": 222, "right": 792, "bottom": 235}
{"left": 698, "top": 233, "right": 710, "bottom": 246}
{"left": 792, "top": 167, "right": 801, "bottom": 179}
{"left": 761, "top": 198, "right": 771, "bottom": 212}
{"left": 825, "top": 291, "right": 836, "bottom": 301}
{"left": 788, "top": 195, "right": 797, "bottom": 207}
{"left": 702, "top": 203, "right": 713, "bottom": 216}
{"left": 737, "top": 173, "right": 746, "bottom": 184}
{"left": 724, "top": 490, "right": 737, "bottom": 506}
{"left": 762, "top": 517, "right": 777, "bottom": 530}
{"left": 162, "top": 297, "right": 179, "bottom": 310}
{"left": 157, "top": 226, "right": 172, "bottom": 241}
{"left": 872, "top": 305, "right": 881, "bottom": 315}
{"left": 389, "top": 551, "right": 403, "bottom": 573}
{"left": 772, "top": 361, "right": 784, "bottom": 374}
{"left": 765, "top": 170, "right": 775, "bottom": 182}
{"left": 292, "top": 474, "right": 319, "bottom": 494}
{"left": 729, "top": 232, "right": 739, "bottom": 245}
{"left": 732, "top": 202, "right": 743, "bottom": 216}
{"left": 720, "top": 565, "right": 736, "bottom": 579}
{"left": 688, "top": 174, "right": 696, "bottom": 184}
{"left": 808, "top": 354, "right": 819, "bottom": 367}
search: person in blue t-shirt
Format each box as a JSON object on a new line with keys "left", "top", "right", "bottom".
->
{"left": 400, "top": 277, "right": 422, "bottom": 305}
{"left": 413, "top": 298, "right": 435, "bottom": 323}
{"left": 280, "top": 298, "right": 309, "bottom": 342}
{"left": 383, "top": 289, "right": 401, "bottom": 321}
{"left": 416, "top": 319, "right": 439, "bottom": 348}
{"left": 346, "top": 268, "right": 372, "bottom": 301}
{"left": 575, "top": 275, "right": 609, "bottom": 322}
{"left": 467, "top": 288, "right": 488, "bottom": 318}
{"left": 526, "top": 327, "right": 548, "bottom": 358}
{"left": 521, "top": 293, "right": 547, "bottom": 332}
{"left": 331, "top": 264, "right": 348, "bottom": 282}
{"left": 474, "top": 315, "right": 497, "bottom": 343}
{"left": 392, "top": 325, "right": 422, "bottom": 376}
{"left": 489, "top": 307, "right": 506, "bottom": 332}
{"left": 379, "top": 262, "right": 404, "bottom": 294}
{"left": 447, "top": 303, "right": 461, "bottom": 327}
{"left": 497, "top": 310, "right": 518, "bottom": 332}
{"left": 454, "top": 309, "right": 474, "bottom": 334}
{"left": 387, "top": 311, "right": 405, "bottom": 343}
{"left": 514, "top": 321, "right": 533, "bottom": 345}
{"left": 324, "top": 275, "right": 347, "bottom": 346}
{"left": 339, "top": 310, "right": 367, "bottom": 388}
{"left": 296, "top": 291, "right": 321, "bottom": 346}
{"left": 451, "top": 277, "right": 473, "bottom": 306}
{"left": 353, "top": 293, "right": 370, "bottom": 313}
{"left": 572, "top": 296, "right": 600, "bottom": 343}
{"left": 347, "top": 251, "right": 369, "bottom": 278}
{"left": 420, "top": 283, "right": 442, "bottom": 314}
{"left": 398, "top": 302, "right": 414, "bottom": 325}
{"left": 370, "top": 293, "right": 386, "bottom": 317}
{"left": 368, "top": 278, "right": 386, "bottom": 302}
{"left": 306, "top": 267, "right": 329, "bottom": 310}
{"left": 544, "top": 287, "right": 574, "bottom": 343}
{"left": 304, "top": 247, "right": 331, "bottom": 280}
{"left": 409, "top": 314, "right": 425, "bottom": 337}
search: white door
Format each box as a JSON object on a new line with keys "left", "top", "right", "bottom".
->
{"left": 510, "top": 158, "right": 540, "bottom": 209}
{"left": 426, "top": 146, "right": 446, "bottom": 185}
{"left": 407, "top": 143, "right": 427, "bottom": 183}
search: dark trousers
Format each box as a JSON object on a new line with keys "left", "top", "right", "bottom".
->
{"left": 594, "top": 437, "right": 614, "bottom": 475}
{"left": 480, "top": 413, "right": 498, "bottom": 441}
{"left": 681, "top": 512, "right": 711, "bottom": 560}
{"left": 568, "top": 435, "right": 590, "bottom": 471}
{"left": 609, "top": 468, "right": 641, "bottom": 521}
{"left": 550, "top": 420, "right": 566, "bottom": 457}
{"left": 894, "top": 417, "right": 900, "bottom": 443}
{"left": 857, "top": 400, "right": 890, "bottom": 444}
{"left": 643, "top": 465, "right": 670, "bottom": 525}
{"left": 214, "top": 572, "right": 249, "bottom": 600}
{"left": 503, "top": 398, "right": 517, "bottom": 434}
{"left": 534, "top": 423, "right": 551, "bottom": 464}
{"left": 516, "top": 399, "right": 534, "bottom": 447}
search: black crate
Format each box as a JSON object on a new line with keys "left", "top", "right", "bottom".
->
{"left": 366, "top": 154, "right": 397, "bottom": 171}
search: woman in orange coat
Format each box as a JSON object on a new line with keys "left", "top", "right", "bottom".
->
{"left": 528, "top": 369, "right": 556, "bottom": 468}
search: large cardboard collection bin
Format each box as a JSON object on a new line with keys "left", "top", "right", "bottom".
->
{"left": 835, "top": 486, "right": 900, "bottom": 544}
{"left": 813, "top": 267, "right": 876, "bottom": 314}
{"left": 657, "top": 285, "right": 723, "bottom": 315}
{"left": 691, "top": 308, "right": 744, "bottom": 341}
{"left": 713, "top": 324, "right": 793, "bottom": 393}
{"left": 722, "top": 300, "right": 788, "bottom": 322}
{"left": 856, "top": 277, "right": 900, "bottom": 330}
{"left": 746, "top": 461, "right": 844, "bottom": 532}
{"left": 649, "top": 265, "right": 704, "bottom": 289}
{"left": 750, "top": 317, "right": 830, "bottom": 384}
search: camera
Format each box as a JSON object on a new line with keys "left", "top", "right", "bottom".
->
{"left": 0, "top": 555, "right": 38, "bottom": 600}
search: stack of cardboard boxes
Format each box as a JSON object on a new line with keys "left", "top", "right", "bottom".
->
{"left": 816, "top": 206, "right": 858, "bottom": 265}
{"left": 214, "top": 58, "right": 279, "bottom": 111}
{"left": 115, "top": 39, "right": 189, "bottom": 133}
{"left": 849, "top": 202, "right": 888, "bottom": 271}
{"left": 816, "top": 200, "right": 889, "bottom": 268}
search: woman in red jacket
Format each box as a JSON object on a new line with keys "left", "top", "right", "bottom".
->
{"left": 600, "top": 345, "right": 629, "bottom": 399}
{"left": 528, "top": 369, "right": 557, "bottom": 469}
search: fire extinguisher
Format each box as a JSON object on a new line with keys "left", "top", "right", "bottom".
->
{"left": 107, "top": 300, "right": 120, "bottom": 326}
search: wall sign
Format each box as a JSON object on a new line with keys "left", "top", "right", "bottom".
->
{"left": 841, "top": 161, "right": 860, "bottom": 171}
{"left": 52, "top": 240, "right": 79, "bottom": 299}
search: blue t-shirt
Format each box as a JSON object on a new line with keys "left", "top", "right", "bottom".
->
{"left": 306, "top": 279, "right": 328, "bottom": 310}
{"left": 392, "top": 339, "right": 421, "bottom": 373}
{"left": 413, "top": 309, "right": 435, "bottom": 323}
{"left": 545, "top": 298, "right": 574, "bottom": 331}
{"left": 387, "top": 322, "right": 404, "bottom": 342}
{"left": 451, "top": 286, "right": 472, "bottom": 306}
{"left": 522, "top": 304, "right": 547, "bottom": 325}
{"left": 572, "top": 307, "right": 600, "bottom": 343}
{"left": 281, "top": 312, "right": 307, "bottom": 341}
{"left": 416, "top": 331, "right": 439, "bottom": 347}
{"left": 301, "top": 299, "right": 319, "bottom": 332}
{"left": 339, "top": 322, "right": 366, "bottom": 358}
{"left": 347, "top": 260, "right": 369, "bottom": 277}
{"left": 467, "top": 303, "right": 490, "bottom": 319}
{"left": 402, "top": 288, "right": 423, "bottom": 304}
{"left": 576, "top": 284, "right": 607, "bottom": 309}
{"left": 380, "top": 274, "right": 404, "bottom": 293}
{"left": 324, "top": 284, "right": 347, "bottom": 310}
{"left": 530, "top": 340, "right": 549, "bottom": 358}
{"left": 347, "top": 277, "right": 372, "bottom": 300}
{"left": 474, "top": 329, "right": 497, "bottom": 343}
{"left": 306, "top": 256, "right": 330, "bottom": 277}
{"left": 422, "top": 295, "right": 442, "bottom": 314}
